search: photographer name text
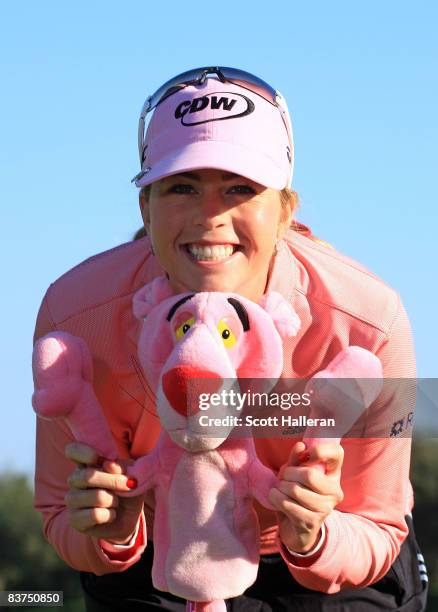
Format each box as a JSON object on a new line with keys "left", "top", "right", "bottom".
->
{"left": 198, "top": 415, "right": 336, "bottom": 428}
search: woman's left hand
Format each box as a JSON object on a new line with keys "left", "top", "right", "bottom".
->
{"left": 268, "top": 440, "right": 344, "bottom": 554}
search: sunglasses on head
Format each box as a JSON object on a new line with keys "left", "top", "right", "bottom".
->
{"left": 135, "top": 66, "right": 293, "bottom": 171}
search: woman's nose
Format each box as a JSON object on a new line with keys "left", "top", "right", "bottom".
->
{"left": 192, "top": 193, "right": 230, "bottom": 229}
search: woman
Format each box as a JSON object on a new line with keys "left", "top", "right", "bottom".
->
{"left": 34, "top": 67, "right": 428, "bottom": 610}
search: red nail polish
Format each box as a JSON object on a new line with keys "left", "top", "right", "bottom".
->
{"left": 126, "top": 478, "right": 138, "bottom": 490}
{"left": 298, "top": 451, "right": 310, "bottom": 464}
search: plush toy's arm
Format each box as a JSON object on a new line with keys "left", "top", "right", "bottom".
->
{"left": 32, "top": 301, "right": 149, "bottom": 575}
{"left": 32, "top": 332, "right": 119, "bottom": 460}
{"left": 248, "top": 458, "right": 278, "bottom": 510}
{"left": 301, "top": 346, "right": 383, "bottom": 473}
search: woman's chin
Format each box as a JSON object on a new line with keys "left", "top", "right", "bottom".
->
{"left": 165, "top": 250, "right": 266, "bottom": 298}
{"left": 170, "top": 271, "right": 243, "bottom": 295}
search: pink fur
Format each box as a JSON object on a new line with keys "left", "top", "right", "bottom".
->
{"left": 32, "top": 332, "right": 118, "bottom": 460}
{"left": 133, "top": 276, "right": 175, "bottom": 319}
{"left": 302, "top": 346, "right": 383, "bottom": 472}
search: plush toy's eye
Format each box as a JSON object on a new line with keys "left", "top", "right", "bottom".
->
{"left": 217, "top": 319, "right": 237, "bottom": 348}
{"left": 175, "top": 317, "right": 195, "bottom": 340}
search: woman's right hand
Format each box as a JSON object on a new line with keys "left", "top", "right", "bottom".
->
{"left": 64, "top": 442, "right": 145, "bottom": 544}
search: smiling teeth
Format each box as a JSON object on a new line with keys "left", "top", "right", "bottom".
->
{"left": 187, "top": 244, "right": 235, "bottom": 261}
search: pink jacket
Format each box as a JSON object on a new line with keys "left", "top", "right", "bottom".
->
{"left": 33, "top": 225, "right": 415, "bottom": 594}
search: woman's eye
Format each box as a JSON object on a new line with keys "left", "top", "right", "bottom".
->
{"left": 168, "top": 184, "right": 195, "bottom": 194}
{"left": 228, "top": 185, "right": 255, "bottom": 194}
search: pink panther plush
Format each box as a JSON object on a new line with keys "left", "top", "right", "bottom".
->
{"left": 32, "top": 277, "right": 383, "bottom": 611}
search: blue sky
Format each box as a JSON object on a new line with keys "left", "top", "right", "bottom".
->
{"left": 1, "top": 1, "right": 436, "bottom": 474}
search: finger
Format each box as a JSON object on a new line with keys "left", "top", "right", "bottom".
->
{"left": 64, "top": 488, "right": 119, "bottom": 510}
{"left": 299, "top": 442, "right": 344, "bottom": 474}
{"left": 65, "top": 442, "right": 107, "bottom": 467}
{"left": 67, "top": 466, "right": 136, "bottom": 492}
{"left": 278, "top": 441, "right": 307, "bottom": 478}
{"left": 102, "top": 460, "right": 125, "bottom": 475}
{"left": 268, "top": 487, "right": 314, "bottom": 523}
{"left": 281, "top": 466, "right": 340, "bottom": 495}
{"left": 276, "top": 480, "right": 335, "bottom": 514}
{"left": 70, "top": 507, "right": 117, "bottom": 532}
{"left": 101, "top": 461, "right": 139, "bottom": 490}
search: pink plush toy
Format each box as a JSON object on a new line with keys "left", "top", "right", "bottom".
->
{"left": 302, "top": 347, "right": 383, "bottom": 471}
{"left": 32, "top": 277, "right": 383, "bottom": 611}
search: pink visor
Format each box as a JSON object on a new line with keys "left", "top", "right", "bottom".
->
{"left": 134, "top": 77, "right": 294, "bottom": 190}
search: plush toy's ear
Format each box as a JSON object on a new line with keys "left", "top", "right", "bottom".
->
{"left": 258, "top": 291, "right": 301, "bottom": 340}
{"left": 133, "top": 276, "right": 174, "bottom": 319}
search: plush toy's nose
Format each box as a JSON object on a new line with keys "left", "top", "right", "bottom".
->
{"left": 162, "top": 366, "right": 223, "bottom": 417}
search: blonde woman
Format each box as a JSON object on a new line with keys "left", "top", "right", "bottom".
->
{"left": 34, "top": 67, "right": 428, "bottom": 611}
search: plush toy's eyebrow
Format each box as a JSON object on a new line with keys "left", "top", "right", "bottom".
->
{"left": 227, "top": 298, "right": 250, "bottom": 331}
{"left": 166, "top": 294, "right": 195, "bottom": 321}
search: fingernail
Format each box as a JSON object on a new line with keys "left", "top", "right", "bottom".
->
{"left": 298, "top": 451, "right": 310, "bottom": 464}
{"left": 126, "top": 478, "right": 137, "bottom": 490}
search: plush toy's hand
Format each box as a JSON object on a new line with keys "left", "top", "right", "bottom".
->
{"left": 33, "top": 332, "right": 119, "bottom": 461}
{"left": 32, "top": 332, "right": 92, "bottom": 418}
{"left": 268, "top": 441, "right": 344, "bottom": 553}
{"left": 64, "top": 442, "right": 144, "bottom": 544}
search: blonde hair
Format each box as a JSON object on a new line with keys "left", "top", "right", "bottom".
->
{"left": 280, "top": 187, "right": 299, "bottom": 229}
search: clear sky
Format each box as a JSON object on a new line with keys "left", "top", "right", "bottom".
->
{"left": 1, "top": 1, "right": 436, "bottom": 474}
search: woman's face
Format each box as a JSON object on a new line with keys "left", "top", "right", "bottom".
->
{"left": 139, "top": 169, "right": 292, "bottom": 301}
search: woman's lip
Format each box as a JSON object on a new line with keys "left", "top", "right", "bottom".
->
{"left": 182, "top": 241, "right": 241, "bottom": 247}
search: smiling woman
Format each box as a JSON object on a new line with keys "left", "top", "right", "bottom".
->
{"left": 139, "top": 169, "right": 298, "bottom": 300}
{"left": 33, "top": 66, "right": 428, "bottom": 611}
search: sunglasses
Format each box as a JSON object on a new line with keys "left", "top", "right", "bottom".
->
{"left": 134, "top": 66, "right": 293, "bottom": 173}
